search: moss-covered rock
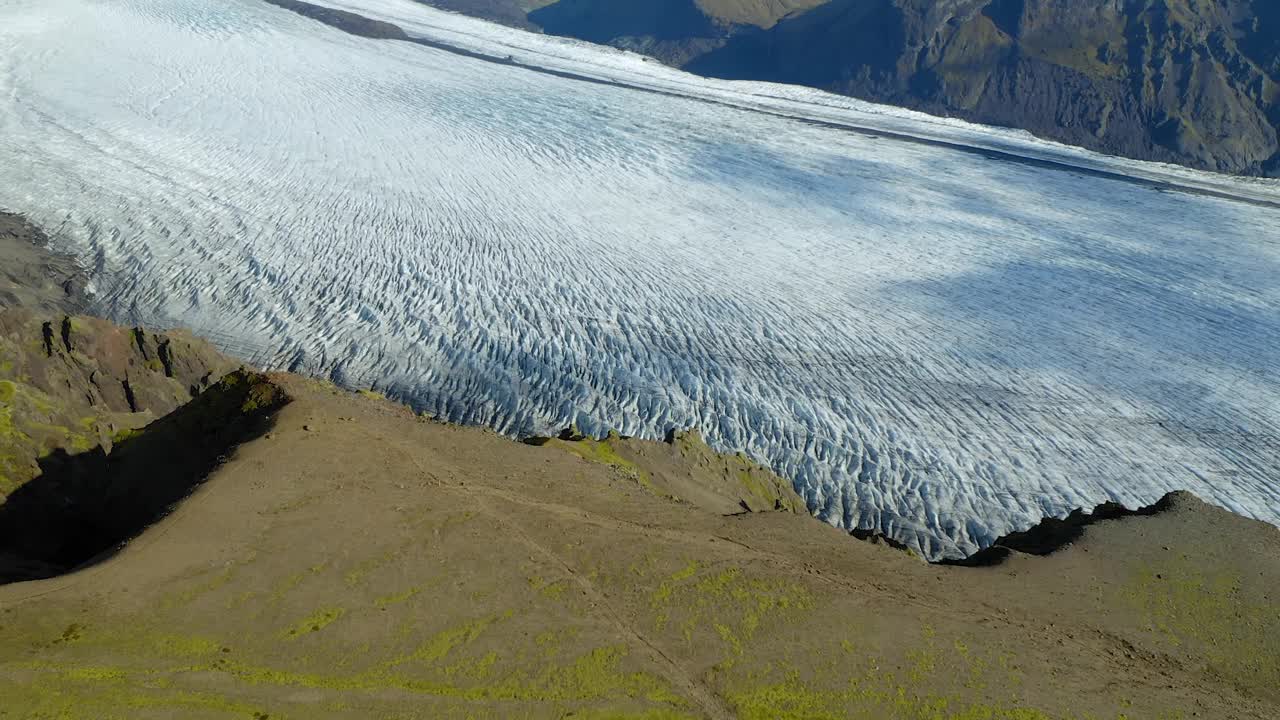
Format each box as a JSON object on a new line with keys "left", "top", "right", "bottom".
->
{"left": 0, "top": 307, "right": 239, "bottom": 501}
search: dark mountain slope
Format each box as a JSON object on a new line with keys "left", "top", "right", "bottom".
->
{"left": 419, "top": 0, "right": 548, "bottom": 29}
{"left": 689, "top": 0, "right": 1280, "bottom": 174}
{"left": 531, "top": 0, "right": 723, "bottom": 64}
{"left": 427, "top": 0, "right": 1280, "bottom": 175}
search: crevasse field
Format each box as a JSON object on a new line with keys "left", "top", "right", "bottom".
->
{"left": 3, "top": 0, "right": 1279, "bottom": 558}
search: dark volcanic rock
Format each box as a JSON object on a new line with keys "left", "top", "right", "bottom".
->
{"left": 941, "top": 491, "right": 1185, "bottom": 567}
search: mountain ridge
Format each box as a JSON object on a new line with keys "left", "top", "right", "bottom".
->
{"left": 428, "top": 0, "right": 1280, "bottom": 175}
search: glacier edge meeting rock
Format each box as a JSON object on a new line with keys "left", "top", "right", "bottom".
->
{"left": 1, "top": 0, "right": 1279, "bottom": 558}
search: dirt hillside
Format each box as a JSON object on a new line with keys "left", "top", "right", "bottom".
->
{"left": 1, "top": 218, "right": 1278, "bottom": 719}
{"left": 0, "top": 371, "right": 1277, "bottom": 719}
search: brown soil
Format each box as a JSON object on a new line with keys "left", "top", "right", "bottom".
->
{"left": 0, "top": 370, "right": 1277, "bottom": 718}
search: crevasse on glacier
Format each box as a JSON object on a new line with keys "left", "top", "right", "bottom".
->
{"left": 2, "top": 0, "right": 1278, "bottom": 558}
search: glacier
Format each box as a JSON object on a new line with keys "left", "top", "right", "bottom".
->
{"left": 1, "top": 0, "right": 1279, "bottom": 558}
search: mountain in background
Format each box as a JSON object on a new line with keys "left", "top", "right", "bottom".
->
{"left": 427, "top": 0, "right": 1280, "bottom": 176}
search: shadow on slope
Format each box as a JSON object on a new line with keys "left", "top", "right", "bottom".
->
{"left": 942, "top": 492, "right": 1181, "bottom": 567}
{"left": 0, "top": 371, "right": 287, "bottom": 585}
{"left": 530, "top": 0, "right": 716, "bottom": 44}
{"left": 529, "top": 0, "right": 725, "bottom": 65}
{"left": 264, "top": 0, "right": 409, "bottom": 39}
{"left": 414, "top": 0, "right": 541, "bottom": 30}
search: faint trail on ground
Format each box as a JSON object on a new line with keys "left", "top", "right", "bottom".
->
{"left": 3, "top": 0, "right": 1279, "bottom": 560}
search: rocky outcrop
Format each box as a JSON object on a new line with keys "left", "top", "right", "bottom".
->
{"left": 0, "top": 309, "right": 241, "bottom": 497}
{"left": 0, "top": 218, "right": 241, "bottom": 498}
{"left": 0, "top": 220, "right": 277, "bottom": 580}
{"left": 942, "top": 491, "right": 1182, "bottom": 566}
{"left": 531, "top": 0, "right": 726, "bottom": 66}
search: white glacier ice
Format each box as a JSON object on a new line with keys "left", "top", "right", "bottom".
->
{"left": 1, "top": 0, "right": 1278, "bottom": 558}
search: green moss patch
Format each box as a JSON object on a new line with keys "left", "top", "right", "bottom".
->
{"left": 549, "top": 433, "right": 671, "bottom": 499}
{"left": 647, "top": 560, "right": 813, "bottom": 653}
{"left": 1122, "top": 559, "right": 1280, "bottom": 689}
{"left": 281, "top": 608, "right": 346, "bottom": 639}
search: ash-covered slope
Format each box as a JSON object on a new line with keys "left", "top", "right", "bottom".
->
{"left": 2, "top": 0, "right": 1279, "bottom": 559}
